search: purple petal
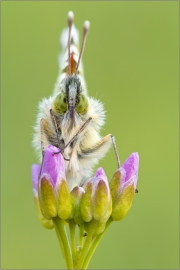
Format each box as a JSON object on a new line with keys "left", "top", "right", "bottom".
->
{"left": 120, "top": 174, "right": 138, "bottom": 193}
{"left": 121, "top": 152, "right": 139, "bottom": 182}
{"left": 31, "top": 164, "right": 41, "bottom": 196}
{"left": 83, "top": 167, "right": 108, "bottom": 190}
{"left": 117, "top": 167, "right": 126, "bottom": 184}
{"left": 94, "top": 167, "right": 108, "bottom": 185}
{"left": 94, "top": 167, "right": 106, "bottom": 180}
{"left": 41, "top": 145, "right": 65, "bottom": 187}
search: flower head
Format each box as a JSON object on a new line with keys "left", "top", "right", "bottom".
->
{"left": 31, "top": 146, "right": 140, "bottom": 269}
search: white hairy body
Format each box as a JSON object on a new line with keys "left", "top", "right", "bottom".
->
{"left": 33, "top": 23, "right": 112, "bottom": 190}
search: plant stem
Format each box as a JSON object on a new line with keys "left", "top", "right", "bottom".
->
{"left": 53, "top": 217, "right": 73, "bottom": 269}
{"left": 75, "top": 219, "right": 98, "bottom": 269}
{"left": 82, "top": 218, "right": 113, "bottom": 269}
{"left": 79, "top": 223, "right": 84, "bottom": 247}
{"left": 54, "top": 223, "right": 65, "bottom": 259}
{"left": 69, "top": 220, "right": 77, "bottom": 267}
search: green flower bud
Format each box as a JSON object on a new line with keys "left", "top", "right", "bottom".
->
{"left": 110, "top": 153, "right": 139, "bottom": 221}
{"left": 112, "top": 185, "right": 135, "bottom": 221}
{"left": 32, "top": 164, "right": 54, "bottom": 228}
{"left": 39, "top": 175, "right": 57, "bottom": 219}
{"left": 70, "top": 186, "right": 85, "bottom": 224}
{"left": 34, "top": 194, "right": 54, "bottom": 229}
{"left": 32, "top": 145, "right": 72, "bottom": 223}
{"left": 93, "top": 180, "right": 112, "bottom": 222}
{"left": 81, "top": 168, "right": 112, "bottom": 223}
{"left": 57, "top": 177, "right": 72, "bottom": 219}
{"left": 81, "top": 182, "right": 93, "bottom": 222}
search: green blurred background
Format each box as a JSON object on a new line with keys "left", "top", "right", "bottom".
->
{"left": 1, "top": 1, "right": 179, "bottom": 269}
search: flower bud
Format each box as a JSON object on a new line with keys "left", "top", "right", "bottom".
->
{"left": 80, "top": 182, "right": 93, "bottom": 222}
{"left": 70, "top": 186, "right": 85, "bottom": 224}
{"left": 32, "top": 145, "right": 72, "bottom": 222}
{"left": 81, "top": 168, "right": 112, "bottom": 223}
{"left": 39, "top": 173, "right": 57, "bottom": 219}
{"left": 110, "top": 153, "right": 139, "bottom": 221}
{"left": 56, "top": 174, "right": 72, "bottom": 220}
{"left": 31, "top": 164, "right": 54, "bottom": 229}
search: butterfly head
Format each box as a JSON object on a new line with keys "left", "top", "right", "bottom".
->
{"left": 54, "top": 76, "right": 88, "bottom": 118}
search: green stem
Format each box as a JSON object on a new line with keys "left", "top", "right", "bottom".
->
{"left": 69, "top": 220, "right": 76, "bottom": 267}
{"left": 75, "top": 219, "right": 98, "bottom": 269}
{"left": 79, "top": 223, "right": 84, "bottom": 247}
{"left": 82, "top": 218, "right": 113, "bottom": 269}
{"left": 54, "top": 223, "right": 65, "bottom": 259}
{"left": 53, "top": 217, "right": 73, "bottom": 269}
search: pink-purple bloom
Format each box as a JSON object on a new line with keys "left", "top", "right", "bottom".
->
{"left": 31, "top": 164, "right": 41, "bottom": 197}
{"left": 31, "top": 162, "right": 55, "bottom": 229}
{"left": 119, "top": 152, "right": 139, "bottom": 193}
{"left": 40, "top": 145, "right": 66, "bottom": 187}
{"left": 31, "top": 145, "right": 72, "bottom": 221}
{"left": 110, "top": 152, "right": 139, "bottom": 221}
{"left": 81, "top": 167, "right": 112, "bottom": 223}
{"left": 31, "top": 145, "right": 65, "bottom": 195}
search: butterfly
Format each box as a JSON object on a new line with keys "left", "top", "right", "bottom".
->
{"left": 33, "top": 11, "right": 120, "bottom": 190}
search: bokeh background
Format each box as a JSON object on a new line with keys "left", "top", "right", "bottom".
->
{"left": 1, "top": 1, "right": 179, "bottom": 269}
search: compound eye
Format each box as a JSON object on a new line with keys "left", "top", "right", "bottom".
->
{"left": 76, "top": 94, "right": 88, "bottom": 114}
{"left": 54, "top": 93, "right": 67, "bottom": 114}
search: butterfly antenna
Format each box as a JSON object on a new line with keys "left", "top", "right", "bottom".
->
{"left": 75, "top": 20, "right": 90, "bottom": 76}
{"left": 67, "top": 11, "right": 74, "bottom": 75}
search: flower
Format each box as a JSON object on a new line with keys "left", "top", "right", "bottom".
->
{"left": 31, "top": 164, "right": 54, "bottom": 229}
{"left": 70, "top": 186, "right": 85, "bottom": 225}
{"left": 109, "top": 152, "right": 139, "bottom": 221}
{"left": 31, "top": 145, "right": 72, "bottom": 223}
{"left": 81, "top": 167, "right": 112, "bottom": 224}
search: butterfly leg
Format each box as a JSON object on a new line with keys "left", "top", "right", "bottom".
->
{"left": 49, "top": 109, "right": 70, "bottom": 161}
{"left": 111, "top": 135, "right": 121, "bottom": 168}
{"left": 50, "top": 109, "right": 61, "bottom": 148}
{"left": 40, "top": 116, "right": 69, "bottom": 161}
{"left": 54, "top": 117, "right": 92, "bottom": 154}
{"left": 39, "top": 118, "right": 47, "bottom": 179}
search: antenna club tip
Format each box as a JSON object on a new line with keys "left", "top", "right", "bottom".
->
{"left": 68, "top": 11, "right": 74, "bottom": 24}
{"left": 84, "top": 20, "right": 90, "bottom": 31}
